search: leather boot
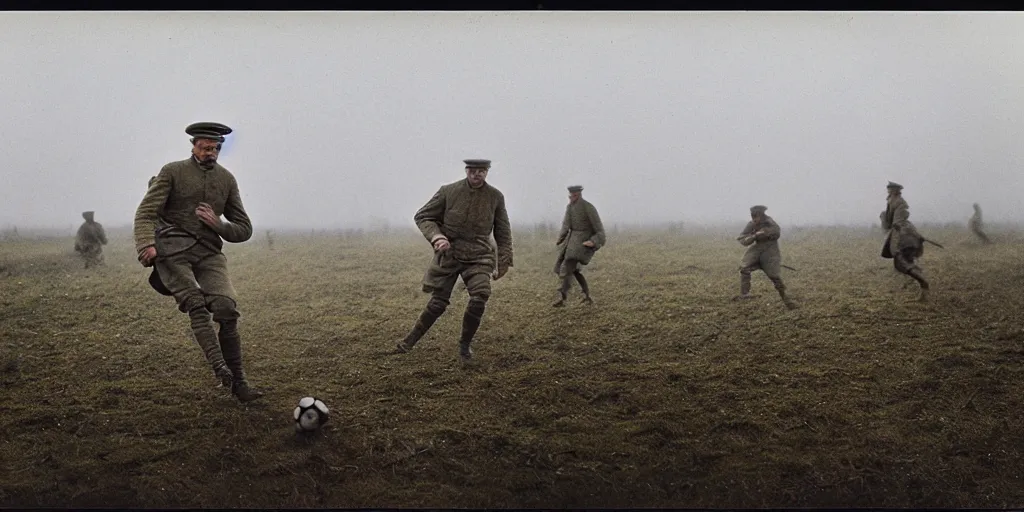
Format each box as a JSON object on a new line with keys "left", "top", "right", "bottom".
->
{"left": 219, "top": 320, "right": 263, "bottom": 402}
{"left": 397, "top": 297, "right": 447, "bottom": 353}
{"left": 459, "top": 299, "right": 486, "bottom": 360}
{"left": 188, "top": 306, "right": 232, "bottom": 388}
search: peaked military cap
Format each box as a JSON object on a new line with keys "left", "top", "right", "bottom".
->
{"left": 567, "top": 185, "right": 583, "bottom": 193}
{"left": 750, "top": 205, "right": 768, "bottom": 214}
{"left": 463, "top": 159, "right": 491, "bottom": 169}
{"left": 186, "top": 122, "right": 233, "bottom": 142}
{"left": 886, "top": 181, "right": 904, "bottom": 190}
{"left": 148, "top": 268, "right": 173, "bottom": 296}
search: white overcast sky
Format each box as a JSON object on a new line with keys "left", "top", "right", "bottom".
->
{"left": 1, "top": 11, "right": 1021, "bottom": 229}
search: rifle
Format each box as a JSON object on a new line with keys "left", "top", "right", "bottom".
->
{"left": 923, "top": 238, "right": 945, "bottom": 249}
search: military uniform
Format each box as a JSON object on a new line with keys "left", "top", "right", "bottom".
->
{"left": 553, "top": 185, "right": 605, "bottom": 306}
{"left": 879, "top": 181, "right": 929, "bottom": 300}
{"left": 968, "top": 203, "right": 991, "bottom": 244}
{"left": 133, "top": 122, "right": 261, "bottom": 402}
{"left": 396, "top": 159, "right": 513, "bottom": 360}
{"left": 74, "top": 211, "right": 107, "bottom": 268}
{"left": 735, "top": 205, "right": 796, "bottom": 309}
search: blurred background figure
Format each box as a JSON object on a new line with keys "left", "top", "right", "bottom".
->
{"left": 74, "top": 210, "right": 108, "bottom": 268}
{"left": 968, "top": 203, "right": 992, "bottom": 244}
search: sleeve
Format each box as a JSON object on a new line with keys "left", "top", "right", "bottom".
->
{"left": 586, "top": 203, "right": 606, "bottom": 248}
{"left": 755, "top": 219, "right": 781, "bottom": 242}
{"left": 892, "top": 201, "right": 910, "bottom": 226}
{"left": 133, "top": 168, "right": 172, "bottom": 254}
{"left": 555, "top": 207, "right": 570, "bottom": 245}
{"left": 214, "top": 176, "right": 253, "bottom": 243}
{"left": 97, "top": 225, "right": 108, "bottom": 245}
{"left": 739, "top": 221, "right": 755, "bottom": 237}
{"left": 414, "top": 187, "right": 447, "bottom": 244}
{"left": 493, "top": 193, "right": 514, "bottom": 268}
{"left": 217, "top": 177, "right": 253, "bottom": 243}
{"left": 880, "top": 209, "right": 890, "bottom": 230}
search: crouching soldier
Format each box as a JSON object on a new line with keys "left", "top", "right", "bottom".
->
{"left": 734, "top": 205, "right": 797, "bottom": 310}
{"left": 395, "top": 159, "right": 514, "bottom": 361}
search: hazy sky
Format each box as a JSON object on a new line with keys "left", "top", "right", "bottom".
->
{"left": 2, "top": 11, "right": 1022, "bottom": 230}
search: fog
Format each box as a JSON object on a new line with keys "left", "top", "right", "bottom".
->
{"left": 1, "top": 11, "right": 1022, "bottom": 232}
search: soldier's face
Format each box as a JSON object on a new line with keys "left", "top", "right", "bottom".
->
{"left": 751, "top": 213, "right": 763, "bottom": 223}
{"left": 568, "top": 192, "right": 581, "bottom": 204}
{"left": 465, "top": 167, "right": 488, "bottom": 187}
{"left": 192, "top": 139, "right": 222, "bottom": 165}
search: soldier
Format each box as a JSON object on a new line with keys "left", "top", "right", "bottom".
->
{"left": 968, "top": 203, "right": 991, "bottom": 244}
{"left": 553, "top": 185, "right": 606, "bottom": 307}
{"left": 395, "top": 159, "right": 514, "bottom": 361}
{"left": 734, "top": 205, "right": 797, "bottom": 310}
{"left": 74, "top": 211, "right": 108, "bottom": 268}
{"left": 133, "top": 122, "right": 262, "bottom": 402}
{"left": 879, "top": 181, "right": 929, "bottom": 301}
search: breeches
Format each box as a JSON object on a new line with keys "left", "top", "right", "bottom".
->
{"left": 740, "top": 251, "right": 782, "bottom": 280}
{"left": 155, "top": 246, "right": 240, "bottom": 320}
{"left": 893, "top": 246, "right": 922, "bottom": 274}
{"left": 422, "top": 252, "right": 493, "bottom": 304}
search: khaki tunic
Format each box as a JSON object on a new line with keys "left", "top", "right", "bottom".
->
{"left": 134, "top": 156, "right": 253, "bottom": 303}
{"left": 554, "top": 198, "right": 606, "bottom": 276}
{"left": 968, "top": 211, "right": 982, "bottom": 232}
{"left": 739, "top": 215, "right": 783, "bottom": 278}
{"left": 75, "top": 221, "right": 108, "bottom": 265}
{"left": 879, "top": 196, "right": 923, "bottom": 259}
{"left": 414, "top": 178, "right": 513, "bottom": 295}
{"left": 969, "top": 208, "right": 988, "bottom": 240}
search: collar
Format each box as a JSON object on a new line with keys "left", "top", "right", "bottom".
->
{"left": 192, "top": 155, "right": 215, "bottom": 170}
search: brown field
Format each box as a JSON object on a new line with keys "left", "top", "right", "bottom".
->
{"left": 2, "top": 224, "right": 1024, "bottom": 508}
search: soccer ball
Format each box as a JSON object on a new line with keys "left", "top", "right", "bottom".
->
{"left": 293, "top": 396, "right": 329, "bottom": 432}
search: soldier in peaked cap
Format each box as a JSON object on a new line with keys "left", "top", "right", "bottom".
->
{"left": 553, "top": 185, "right": 606, "bottom": 307}
{"left": 74, "top": 211, "right": 108, "bottom": 269}
{"left": 395, "top": 158, "right": 514, "bottom": 361}
{"left": 133, "top": 121, "right": 263, "bottom": 402}
{"left": 879, "top": 181, "right": 930, "bottom": 301}
{"left": 734, "top": 205, "right": 797, "bottom": 310}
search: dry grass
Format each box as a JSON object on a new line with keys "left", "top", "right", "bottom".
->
{"left": 2, "top": 225, "right": 1024, "bottom": 508}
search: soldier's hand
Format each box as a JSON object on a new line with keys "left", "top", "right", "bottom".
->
{"left": 195, "top": 202, "right": 222, "bottom": 230}
{"left": 492, "top": 265, "right": 509, "bottom": 280}
{"left": 139, "top": 246, "right": 157, "bottom": 267}
{"left": 433, "top": 237, "right": 450, "bottom": 252}
{"left": 582, "top": 240, "right": 595, "bottom": 248}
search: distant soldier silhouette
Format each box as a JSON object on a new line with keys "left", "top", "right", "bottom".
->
{"left": 74, "top": 211, "right": 108, "bottom": 268}
{"left": 968, "top": 203, "right": 991, "bottom": 244}
{"left": 734, "top": 205, "right": 797, "bottom": 310}
{"left": 134, "top": 122, "right": 263, "bottom": 402}
{"left": 879, "top": 181, "right": 930, "bottom": 301}
{"left": 553, "top": 185, "right": 606, "bottom": 307}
